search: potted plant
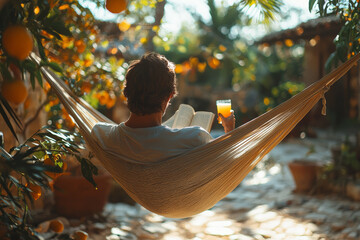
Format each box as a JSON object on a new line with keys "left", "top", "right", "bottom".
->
{"left": 53, "top": 155, "right": 113, "bottom": 218}
{"left": 319, "top": 134, "right": 360, "bottom": 198}
{"left": 288, "top": 145, "right": 322, "bottom": 193}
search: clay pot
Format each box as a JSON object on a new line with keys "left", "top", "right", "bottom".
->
{"left": 53, "top": 173, "right": 112, "bottom": 218}
{"left": 288, "top": 160, "right": 320, "bottom": 193}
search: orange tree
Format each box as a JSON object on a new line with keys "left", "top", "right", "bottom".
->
{"left": 309, "top": 0, "right": 360, "bottom": 69}
{"left": 0, "top": 127, "right": 90, "bottom": 239}
{"left": 0, "top": 0, "right": 126, "bottom": 239}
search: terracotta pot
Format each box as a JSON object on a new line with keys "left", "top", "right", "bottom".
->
{"left": 288, "top": 160, "right": 320, "bottom": 193}
{"left": 53, "top": 173, "right": 112, "bottom": 218}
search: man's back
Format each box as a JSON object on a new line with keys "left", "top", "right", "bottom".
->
{"left": 91, "top": 122, "right": 212, "bottom": 162}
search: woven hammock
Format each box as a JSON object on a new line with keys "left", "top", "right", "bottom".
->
{"left": 30, "top": 53, "right": 360, "bottom": 218}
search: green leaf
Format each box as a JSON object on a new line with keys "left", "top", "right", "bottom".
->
{"left": 318, "top": 0, "right": 325, "bottom": 16}
{"left": 79, "top": 157, "right": 98, "bottom": 188}
{"left": 36, "top": 70, "right": 43, "bottom": 88}
{"left": 35, "top": 36, "right": 47, "bottom": 60}
{"left": 22, "top": 60, "right": 37, "bottom": 73}
{"left": 43, "top": 15, "right": 72, "bottom": 37}
{"left": 36, "top": 4, "right": 50, "bottom": 20}
{"left": 51, "top": 19, "right": 72, "bottom": 37}
{"left": 44, "top": 62, "right": 63, "bottom": 73}
{"left": 0, "top": 63, "right": 12, "bottom": 81}
{"left": 309, "top": 0, "right": 316, "bottom": 12}
{"left": 30, "top": 72, "right": 36, "bottom": 89}
{"left": 0, "top": 96, "right": 22, "bottom": 141}
{"left": 325, "top": 52, "right": 337, "bottom": 72}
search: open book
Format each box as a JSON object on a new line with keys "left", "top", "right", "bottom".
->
{"left": 163, "top": 104, "right": 215, "bottom": 132}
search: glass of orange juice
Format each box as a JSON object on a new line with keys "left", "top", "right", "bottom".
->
{"left": 216, "top": 99, "right": 231, "bottom": 124}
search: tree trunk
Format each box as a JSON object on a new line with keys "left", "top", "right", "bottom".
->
{"left": 145, "top": 0, "right": 166, "bottom": 52}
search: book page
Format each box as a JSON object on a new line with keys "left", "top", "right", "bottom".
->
{"left": 172, "top": 104, "right": 195, "bottom": 129}
{"left": 163, "top": 110, "right": 178, "bottom": 128}
{"left": 190, "top": 111, "right": 215, "bottom": 132}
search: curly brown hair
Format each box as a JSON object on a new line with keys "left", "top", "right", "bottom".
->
{"left": 124, "top": 52, "right": 177, "bottom": 115}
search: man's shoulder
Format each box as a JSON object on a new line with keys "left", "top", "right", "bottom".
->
{"left": 91, "top": 122, "right": 119, "bottom": 135}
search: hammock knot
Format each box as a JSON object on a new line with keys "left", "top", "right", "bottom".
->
{"left": 321, "top": 86, "right": 329, "bottom": 116}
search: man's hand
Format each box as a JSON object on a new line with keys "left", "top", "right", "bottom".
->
{"left": 219, "top": 110, "right": 235, "bottom": 133}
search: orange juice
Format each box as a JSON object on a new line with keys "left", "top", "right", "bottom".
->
{"left": 216, "top": 99, "right": 231, "bottom": 124}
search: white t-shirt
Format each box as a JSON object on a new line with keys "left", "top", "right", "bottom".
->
{"left": 91, "top": 122, "right": 213, "bottom": 162}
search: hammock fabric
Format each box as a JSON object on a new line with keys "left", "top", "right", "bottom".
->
{"left": 30, "top": 53, "right": 360, "bottom": 218}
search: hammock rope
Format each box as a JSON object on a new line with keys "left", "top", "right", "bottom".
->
{"left": 30, "top": 53, "right": 360, "bottom": 218}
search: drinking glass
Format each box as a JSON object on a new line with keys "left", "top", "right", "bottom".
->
{"left": 216, "top": 99, "right": 231, "bottom": 124}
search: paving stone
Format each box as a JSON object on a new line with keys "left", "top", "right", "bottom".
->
{"left": 330, "top": 222, "right": 346, "bottom": 232}
{"left": 253, "top": 229, "right": 277, "bottom": 238}
{"left": 302, "top": 199, "right": 321, "bottom": 210}
{"left": 142, "top": 222, "right": 168, "bottom": 234}
{"left": 305, "top": 223, "right": 319, "bottom": 232}
{"left": 252, "top": 211, "right": 278, "bottom": 223}
{"left": 204, "top": 226, "right": 236, "bottom": 236}
{"left": 285, "top": 224, "right": 308, "bottom": 236}
{"left": 110, "top": 227, "right": 137, "bottom": 240}
{"left": 239, "top": 191, "right": 263, "bottom": 201}
{"left": 229, "top": 201, "right": 256, "bottom": 212}
{"left": 283, "top": 206, "right": 307, "bottom": 216}
{"left": 304, "top": 213, "right": 327, "bottom": 224}
{"left": 234, "top": 213, "right": 249, "bottom": 222}
{"left": 259, "top": 218, "right": 282, "bottom": 230}
{"left": 347, "top": 231, "right": 359, "bottom": 240}
{"left": 206, "top": 220, "right": 235, "bottom": 227}
{"left": 280, "top": 218, "right": 297, "bottom": 229}
{"left": 229, "top": 234, "right": 254, "bottom": 240}
{"left": 247, "top": 205, "right": 269, "bottom": 217}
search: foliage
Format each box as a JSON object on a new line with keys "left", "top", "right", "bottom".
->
{"left": 319, "top": 136, "right": 360, "bottom": 194}
{"left": 0, "top": 0, "right": 119, "bottom": 238}
{"left": 0, "top": 127, "right": 92, "bottom": 240}
{"left": 309, "top": 0, "right": 360, "bottom": 70}
{"left": 252, "top": 45, "right": 305, "bottom": 113}
{"left": 0, "top": 0, "right": 125, "bottom": 133}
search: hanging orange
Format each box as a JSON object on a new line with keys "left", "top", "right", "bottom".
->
{"left": 75, "top": 40, "right": 86, "bottom": 53}
{"left": 43, "top": 156, "right": 67, "bottom": 179}
{"left": 2, "top": 25, "right": 33, "bottom": 60}
{"left": 26, "top": 183, "right": 42, "bottom": 200}
{"left": 105, "top": 0, "right": 127, "bottom": 14}
{"left": 1, "top": 78, "right": 28, "bottom": 105}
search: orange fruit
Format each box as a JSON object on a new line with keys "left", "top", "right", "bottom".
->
{"left": 106, "top": 0, "right": 127, "bottom": 13}
{"left": 106, "top": 95, "right": 116, "bottom": 109}
{"left": 44, "top": 156, "right": 67, "bottom": 179}
{"left": 2, "top": 25, "right": 33, "bottom": 60}
{"left": 75, "top": 40, "right": 86, "bottom": 53}
{"left": 207, "top": 57, "right": 220, "bottom": 69}
{"left": 1, "top": 78, "right": 28, "bottom": 105}
{"left": 26, "top": 183, "right": 42, "bottom": 200}
{"left": 96, "top": 90, "right": 110, "bottom": 105}
{"left": 73, "top": 230, "right": 88, "bottom": 240}
{"left": 49, "top": 219, "right": 64, "bottom": 233}
{"left": 80, "top": 81, "right": 92, "bottom": 93}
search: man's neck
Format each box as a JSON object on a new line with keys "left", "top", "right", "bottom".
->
{"left": 125, "top": 112, "right": 163, "bottom": 128}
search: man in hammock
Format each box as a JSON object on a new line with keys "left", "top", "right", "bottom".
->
{"left": 91, "top": 52, "right": 235, "bottom": 162}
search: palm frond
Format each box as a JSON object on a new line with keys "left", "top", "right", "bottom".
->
{"left": 240, "top": 0, "right": 283, "bottom": 24}
{"left": 0, "top": 95, "right": 22, "bottom": 142}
